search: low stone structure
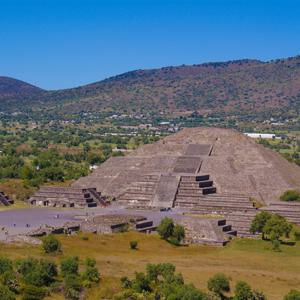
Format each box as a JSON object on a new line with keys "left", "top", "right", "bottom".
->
{"left": 0, "top": 191, "right": 13, "bottom": 206}
{"left": 80, "top": 214, "right": 150, "bottom": 234}
{"left": 28, "top": 186, "right": 108, "bottom": 208}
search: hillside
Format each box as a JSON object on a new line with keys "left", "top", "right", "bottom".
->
{"left": 1, "top": 56, "right": 300, "bottom": 117}
{"left": 0, "top": 76, "right": 44, "bottom": 102}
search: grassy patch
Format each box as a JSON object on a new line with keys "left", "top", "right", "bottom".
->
{"left": 0, "top": 232, "right": 300, "bottom": 299}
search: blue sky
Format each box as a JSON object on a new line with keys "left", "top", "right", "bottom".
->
{"left": 1, "top": 0, "right": 300, "bottom": 90}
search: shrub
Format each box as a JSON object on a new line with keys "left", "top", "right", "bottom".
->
{"left": 1, "top": 271, "right": 19, "bottom": 293}
{"left": 0, "top": 284, "right": 16, "bottom": 300}
{"left": 207, "top": 273, "right": 230, "bottom": 298}
{"left": 129, "top": 240, "right": 138, "bottom": 250}
{"left": 42, "top": 235, "right": 61, "bottom": 253}
{"left": 252, "top": 290, "right": 267, "bottom": 300}
{"left": 61, "top": 257, "right": 79, "bottom": 277}
{"left": 157, "top": 218, "right": 185, "bottom": 245}
{"left": 250, "top": 211, "right": 272, "bottom": 238}
{"left": 271, "top": 239, "right": 281, "bottom": 252}
{"left": 0, "top": 257, "right": 13, "bottom": 274}
{"left": 284, "top": 289, "right": 300, "bottom": 300}
{"left": 64, "top": 275, "right": 82, "bottom": 300}
{"left": 82, "top": 258, "right": 100, "bottom": 284}
{"left": 20, "top": 259, "right": 57, "bottom": 287}
{"left": 234, "top": 281, "right": 253, "bottom": 300}
{"left": 120, "top": 276, "right": 132, "bottom": 289}
{"left": 263, "top": 214, "right": 292, "bottom": 241}
{"left": 21, "top": 285, "right": 48, "bottom": 300}
{"left": 280, "top": 190, "right": 300, "bottom": 202}
{"left": 294, "top": 230, "right": 300, "bottom": 241}
{"left": 15, "top": 258, "right": 38, "bottom": 277}
{"left": 157, "top": 217, "right": 174, "bottom": 240}
{"left": 172, "top": 224, "right": 185, "bottom": 244}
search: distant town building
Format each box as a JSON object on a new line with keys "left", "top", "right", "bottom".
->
{"left": 244, "top": 133, "right": 280, "bottom": 139}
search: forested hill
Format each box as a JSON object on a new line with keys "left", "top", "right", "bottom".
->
{"left": 1, "top": 55, "right": 300, "bottom": 117}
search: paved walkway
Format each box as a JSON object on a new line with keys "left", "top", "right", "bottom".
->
{"left": 0, "top": 204, "right": 186, "bottom": 240}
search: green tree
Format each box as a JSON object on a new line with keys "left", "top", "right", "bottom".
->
{"left": 171, "top": 224, "right": 185, "bottom": 245}
{"left": 157, "top": 217, "right": 174, "bottom": 240}
{"left": 234, "top": 281, "right": 253, "bottom": 300}
{"left": 284, "top": 290, "right": 300, "bottom": 300}
{"left": 263, "top": 214, "right": 292, "bottom": 241}
{"left": 61, "top": 257, "right": 79, "bottom": 277}
{"left": 42, "top": 235, "right": 61, "bottom": 253}
{"left": 23, "top": 259, "right": 57, "bottom": 287}
{"left": 207, "top": 273, "right": 230, "bottom": 299}
{"left": 250, "top": 211, "right": 272, "bottom": 239}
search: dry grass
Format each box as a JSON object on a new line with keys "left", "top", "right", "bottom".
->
{"left": 1, "top": 232, "right": 300, "bottom": 299}
{"left": 0, "top": 179, "right": 36, "bottom": 202}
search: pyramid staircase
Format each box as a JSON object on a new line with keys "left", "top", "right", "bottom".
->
{"left": 262, "top": 202, "right": 300, "bottom": 225}
{"left": 174, "top": 175, "right": 258, "bottom": 237}
{"left": 118, "top": 175, "right": 161, "bottom": 208}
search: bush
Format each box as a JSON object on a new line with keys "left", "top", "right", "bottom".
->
{"left": 42, "top": 235, "right": 61, "bottom": 253}
{"left": 294, "top": 230, "right": 300, "bottom": 241}
{"left": 234, "top": 281, "right": 253, "bottom": 300}
{"left": 250, "top": 211, "right": 272, "bottom": 238}
{"left": 271, "top": 239, "right": 281, "bottom": 252}
{"left": 129, "top": 240, "right": 138, "bottom": 250}
{"left": 61, "top": 257, "right": 79, "bottom": 277}
{"left": 0, "top": 257, "right": 13, "bottom": 274}
{"left": 263, "top": 214, "right": 292, "bottom": 241}
{"left": 284, "top": 289, "right": 300, "bottom": 300}
{"left": 172, "top": 224, "right": 185, "bottom": 245}
{"left": 207, "top": 273, "right": 230, "bottom": 298}
{"left": 280, "top": 190, "right": 300, "bottom": 202}
{"left": 252, "top": 290, "right": 267, "bottom": 300}
{"left": 21, "top": 285, "right": 48, "bottom": 300}
{"left": 1, "top": 271, "right": 19, "bottom": 293}
{"left": 157, "top": 218, "right": 185, "bottom": 245}
{"left": 64, "top": 275, "right": 82, "bottom": 300}
{"left": 157, "top": 217, "right": 174, "bottom": 240}
{"left": 0, "top": 284, "right": 16, "bottom": 300}
{"left": 82, "top": 258, "right": 100, "bottom": 284}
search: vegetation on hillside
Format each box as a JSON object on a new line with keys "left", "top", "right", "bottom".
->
{"left": 1, "top": 232, "right": 300, "bottom": 299}
{"left": 1, "top": 56, "right": 300, "bottom": 121}
{"left": 0, "top": 255, "right": 99, "bottom": 300}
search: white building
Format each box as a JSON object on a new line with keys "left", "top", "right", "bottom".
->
{"left": 244, "top": 133, "right": 278, "bottom": 139}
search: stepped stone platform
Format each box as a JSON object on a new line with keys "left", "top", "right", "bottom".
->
{"left": 0, "top": 191, "right": 13, "bottom": 206}
{"left": 69, "top": 127, "right": 300, "bottom": 239}
{"left": 28, "top": 186, "right": 107, "bottom": 208}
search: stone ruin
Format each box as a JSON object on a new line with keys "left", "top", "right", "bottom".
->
{"left": 28, "top": 186, "right": 108, "bottom": 208}
{"left": 27, "top": 128, "right": 300, "bottom": 243}
{"left": 0, "top": 191, "right": 13, "bottom": 206}
{"left": 80, "top": 214, "right": 156, "bottom": 234}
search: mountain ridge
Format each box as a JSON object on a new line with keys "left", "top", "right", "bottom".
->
{"left": 1, "top": 55, "right": 300, "bottom": 116}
